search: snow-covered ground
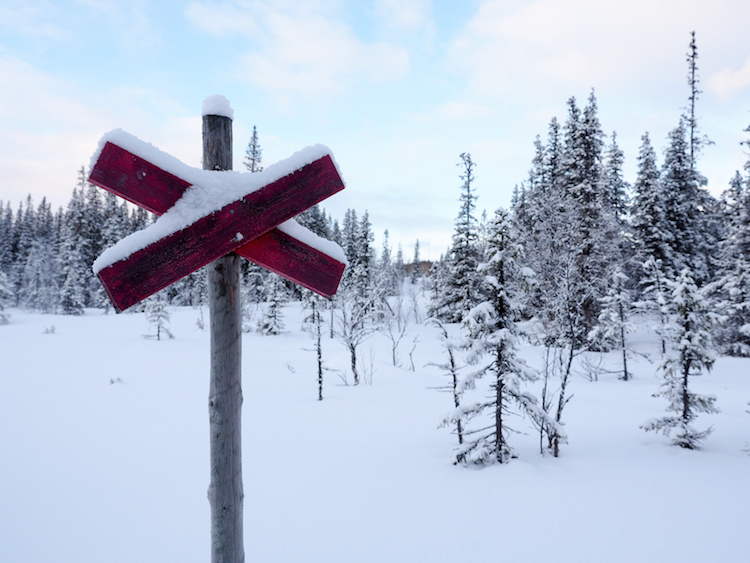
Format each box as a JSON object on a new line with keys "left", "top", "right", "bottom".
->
{"left": 1, "top": 297, "right": 748, "bottom": 563}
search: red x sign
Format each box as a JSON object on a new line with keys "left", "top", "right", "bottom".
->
{"left": 89, "top": 130, "right": 346, "bottom": 312}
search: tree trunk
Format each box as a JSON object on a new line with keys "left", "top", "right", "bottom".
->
{"left": 495, "top": 377, "right": 504, "bottom": 463}
{"left": 315, "top": 300, "right": 323, "bottom": 401}
{"left": 349, "top": 341, "right": 359, "bottom": 385}
{"left": 204, "top": 112, "right": 245, "bottom": 563}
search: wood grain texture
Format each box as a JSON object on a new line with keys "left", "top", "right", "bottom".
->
{"left": 89, "top": 142, "right": 345, "bottom": 301}
{"left": 94, "top": 149, "right": 345, "bottom": 312}
{"left": 204, "top": 113, "right": 244, "bottom": 563}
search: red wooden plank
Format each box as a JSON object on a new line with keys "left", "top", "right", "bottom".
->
{"left": 89, "top": 142, "right": 345, "bottom": 300}
{"left": 97, "top": 155, "right": 344, "bottom": 312}
{"left": 239, "top": 228, "right": 346, "bottom": 298}
{"left": 89, "top": 142, "right": 191, "bottom": 215}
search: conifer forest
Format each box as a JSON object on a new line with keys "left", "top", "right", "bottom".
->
{"left": 2, "top": 33, "right": 750, "bottom": 462}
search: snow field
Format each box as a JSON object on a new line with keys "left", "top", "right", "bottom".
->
{"left": 0, "top": 302, "right": 748, "bottom": 563}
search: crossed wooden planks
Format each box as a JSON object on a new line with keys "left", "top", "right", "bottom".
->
{"left": 90, "top": 139, "right": 346, "bottom": 312}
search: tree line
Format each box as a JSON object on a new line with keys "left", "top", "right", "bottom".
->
{"left": 2, "top": 32, "right": 748, "bottom": 461}
{"left": 426, "top": 32, "right": 750, "bottom": 461}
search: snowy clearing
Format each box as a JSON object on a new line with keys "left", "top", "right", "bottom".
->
{"left": 0, "top": 302, "right": 748, "bottom": 563}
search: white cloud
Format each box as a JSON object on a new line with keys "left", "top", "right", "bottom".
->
{"left": 374, "top": 0, "right": 433, "bottom": 35}
{"left": 449, "top": 0, "right": 750, "bottom": 103}
{"left": 186, "top": 1, "right": 410, "bottom": 101}
{"left": 184, "top": 1, "right": 261, "bottom": 35}
{"left": 710, "top": 55, "right": 750, "bottom": 102}
{"left": 0, "top": 56, "right": 198, "bottom": 209}
{"left": 0, "top": 3, "right": 69, "bottom": 41}
{"left": 240, "top": 13, "right": 409, "bottom": 99}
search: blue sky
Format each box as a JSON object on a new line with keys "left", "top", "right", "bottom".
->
{"left": 2, "top": 0, "right": 750, "bottom": 259}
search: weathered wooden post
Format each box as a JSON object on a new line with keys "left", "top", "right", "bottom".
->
{"left": 203, "top": 98, "right": 245, "bottom": 563}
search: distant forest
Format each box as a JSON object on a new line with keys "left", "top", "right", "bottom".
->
{"left": 2, "top": 31, "right": 750, "bottom": 459}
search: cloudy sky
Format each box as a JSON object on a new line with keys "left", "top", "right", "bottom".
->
{"left": 2, "top": 0, "right": 749, "bottom": 259}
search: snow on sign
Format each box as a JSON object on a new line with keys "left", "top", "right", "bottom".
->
{"left": 88, "top": 130, "right": 347, "bottom": 312}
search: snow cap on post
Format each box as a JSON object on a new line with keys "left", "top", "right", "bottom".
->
{"left": 202, "top": 94, "right": 234, "bottom": 120}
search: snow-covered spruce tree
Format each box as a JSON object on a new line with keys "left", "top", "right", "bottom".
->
{"left": 429, "top": 153, "right": 483, "bottom": 323}
{"left": 58, "top": 187, "right": 88, "bottom": 315}
{"left": 660, "top": 118, "right": 719, "bottom": 285}
{"left": 394, "top": 242, "right": 405, "bottom": 288}
{"left": 642, "top": 268, "right": 719, "bottom": 449}
{"left": 445, "top": 208, "right": 560, "bottom": 464}
{"left": 335, "top": 210, "right": 376, "bottom": 384}
{"left": 20, "top": 239, "right": 58, "bottom": 313}
{"left": 600, "top": 131, "right": 630, "bottom": 230}
{"left": 259, "top": 273, "right": 287, "bottom": 335}
{"left": 562, "top": 92, "right": 620, "bottom": 334}
{"left": 0, "top": 269, "right": 13, "bottom": 324}
{"left": 410, "top": 239, "right": 421, "bottom": 284}
{"left": 684, "top": 31, "right": 712, "bottom": 181}
{"left": 243, "top": 125, "right": 263, "bottom": 173}
{"left": 145, "top": 290, "right": 174, "bottom": 340}
{"left": 82, "top": 177, "right": 106, "bottom": 307}
{"left": 19, "top": 198, "right": 58, "bottom": 313}
{"left": 636, "top": 257, "right": 671, "bottom": 356}
{"left": 589, "top": 268, "right": 635, "bottom": 381}
{"left": 10, "top": 195, "right": 36, "bottom": 303}
{"left": 0, "top": 201, "right": 13, "bottom": 276}
{"left": 297, "top": 204, "right": 330, "bottom": 239}
{"left": 513, "top": 117, "right": 564, "bottom": 321}
{"left": 711, "top": 163, "right": 750, "bottom": 355}
{"left": 377, "top": 229, "right": 397, "bottom": 299}
{"left": 631, "top": 132, "right": 673, "bottom": 288}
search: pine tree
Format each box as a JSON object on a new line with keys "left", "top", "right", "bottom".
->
{"left": 712, "top": 150, "right": 750, "bottom": 355}
{"left": 394, "top": 243, "right": 405, "bottom": 287}
{"left": 642, "top": 268, "right": 719, "bottom": 448}
{"left": 410, "top": 239, "right": 421, "bottom": 284}
{"left": 335, "top": 209, "right": 377, "bottom": 384}
{"left": 0, "top": 269, "right": 13, "bottom": 324}
{"left": 11, "top": 196, "right": 36, "bottom": 303}
{"left": 564, "top": 92, "right": 618, "bottom": 332}
{"left": 631, "top": 132, "right": 673, "bottom": 279}
{"left": 259, "top": 273, "right": 287, "bottom": 335}
{"left": 637, "top": 256, "right": 670, "bottom": 355}
{"left": 0, "top": 201, "right": 13, "bottom": 275}
{"left": 684, "top": 31, "right": 712, "bottom": 183}
{"left": 372, "top": 229, "right": 399, "bottom": 311}
{"left": 589, "top": 268, "right": 635, "bottom": 381}
{"left": 297, "top": 204, "right": 330, "bottom": 238}
{"left": 145, "top": 290, "right": 174, "bottom": 340}
{"left": 660, "top": 119, "right": 713, "bottom": 283}
{"left": 446, "top": 208, "right": 560, "bottom": 464}
{"left": 101, "top": 191, "right": 127, "bottom": 250}
{"left": 20, "top": 240, "right": 58, "bottom": 313}
{"left": 243, "top": 125, "right": 263, "bottom": 173}
{"left": 601, "top": 131, "right": 630, "bottom": 228}
{"left": 429, "top": 153, "right": 483, "bottom": 323}
{"left": 82, "top": 170, "right": 106, "bottom": 307}
{"left": 58, "top": 187, "right": 87, "bottom": 315}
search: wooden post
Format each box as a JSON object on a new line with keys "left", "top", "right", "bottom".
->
{"left": 204, "top": 111, "right": 245, "bottom": 563}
